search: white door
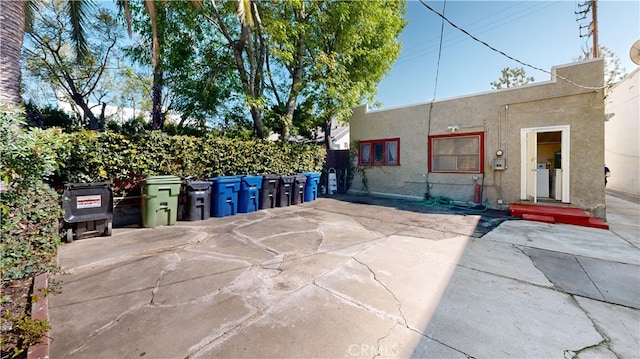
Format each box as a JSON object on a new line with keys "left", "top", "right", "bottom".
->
{"left": 521, "top": 125, "right": 571, "bottom": 203}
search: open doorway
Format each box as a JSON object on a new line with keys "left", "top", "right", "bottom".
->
{"left": 520, "top": 125, "right": 570, "bottom": 203}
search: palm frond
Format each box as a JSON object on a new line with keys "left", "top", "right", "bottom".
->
{"left": 66, "top": 0, "right": 96, "bottom": 62}
{"left": 237, "top": 0, "right": 254, "bottom": 27}
{"left": 115, "top": 0, "right": 132, "bottom": 37}
{"left": 143, "top": 0, "right": 158, "bottom": 68}
{"left": 24, "top": 0, "right": 41, "bottom": 33}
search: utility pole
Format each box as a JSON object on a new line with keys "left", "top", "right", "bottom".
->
{"left": 591, "top": 0, "right": 599, "bottom": 58}
{"left": 575, "top": 0, "right": 599, "bottom": 58}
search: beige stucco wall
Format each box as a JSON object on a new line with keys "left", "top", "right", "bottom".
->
{"left": 350, "top": 59, "right": 606, "bottom": 216}
{"left": 605, "top": 68, "right": 640, "bottom": 196}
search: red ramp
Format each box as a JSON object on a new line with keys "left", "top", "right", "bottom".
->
{"left": 510, "top": 203, "right": 609, "bottom": 230}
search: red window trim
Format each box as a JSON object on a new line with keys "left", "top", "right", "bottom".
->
{"left": 428, "top": 132, "right": 484, "bottom": 174}
{"left": 358, "top": 137, "right": 401, "bottom": 166}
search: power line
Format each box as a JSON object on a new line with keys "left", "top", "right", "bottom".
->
{"left": 431, "top": 1, "right": 446, "bottom": 101}
{"left": 397, "top": 1, "right": 558, "bottom": 65}
{"left": 425, "top": 0, "right": 447, "bottom": 198}
{"left": 417, "top": 0, "right": 607, "bottom": 91}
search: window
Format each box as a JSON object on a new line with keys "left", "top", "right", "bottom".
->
{"left": 429, "top": 132, "right": 484, "bottom": 173}
{"left": 358, "top": 138, "right": 400, "bottom": 166}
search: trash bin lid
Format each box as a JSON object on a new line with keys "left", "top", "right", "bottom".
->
{"left": 186, "top": 181, "right": 211, "bottom": 191}
{"left": 279, "top": 175, "right": 295, "bottom": 184}
{"left": 241, "top": 175, "right": 263, "bottom": 189}
{"left": 208, "top": 175, "right": 241, "bottom": 184}
{"left": 142, "top": 175, "right": 182, "bottom": 184}
{"left": 64, "top": 182, "right": 113, "bottom": 190}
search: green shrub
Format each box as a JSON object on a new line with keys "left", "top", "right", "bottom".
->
{"left": 0, "top": 182, "right": 62, "bottom": 283}
{"left": 0, "top": 106, "right": 69, "bottom": 189}
{"left": 1, "top": 105, "right": 64, "bottom": 357}
{"left": 0, "top": 107, "right": 66, "bottom": 266}
{"left": 1, "top": 309, "right": 52, "bottom": 358}
{"left": 24, "top": 101, "right": 78, "bottom": 132}
{"left": 58, "top": 130, "right": 325, "bottom": 194}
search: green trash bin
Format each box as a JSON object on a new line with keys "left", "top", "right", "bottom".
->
{"left": 141, "top": 175, "right": 182, "bottom": 228}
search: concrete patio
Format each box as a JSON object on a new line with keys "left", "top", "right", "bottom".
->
{"left": 49, "top": 193, "right": 639, "bottom": 358}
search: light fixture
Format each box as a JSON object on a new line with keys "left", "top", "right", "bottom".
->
{"left": 447, "top": 125, "right": 460, "bottom": 133}
{"left": 604, "top": 113, "right": 615, "bottom": 122}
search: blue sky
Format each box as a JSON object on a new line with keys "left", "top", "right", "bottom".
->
{"left": 374, "top": 0, "right": 640, "bottom": 110}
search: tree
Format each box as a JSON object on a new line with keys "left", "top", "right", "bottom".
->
{"left": 119, "top": 0, "right": 404, "bottom": 142}
{"left": 198, "top": 0, "right": 269, "bottom": 138}
{"left": 23, "top": 0, "right": 122, "bottom": 130}
{"left": 202, "top": 0, "right": 405, "bottom": 142}
{"left": 0, "top": 0, "right": 95, "bottom": 106}
{"left": 123, "top": 0, "right": 237, "bottom": 131}
{"left": 576, "top": 46, "right": 627, "bottom": 86}
{"left": 262, "top": 0, "right": 313, "bottom": 141}
{"left": 490, "top": 67, "right": 535, "bottom": 90}
{"left": 112, "top": 66, "right": 154, "bottom": 121}
{"left": 0, "top": 1, "right": 27, "bottom": 105}
{"left": 303, "top": 1, "right": 406, "bottom": 150}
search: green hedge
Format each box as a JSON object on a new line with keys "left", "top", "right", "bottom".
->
{"left": 0, "top": 182, "right": 62, "bottom": 282}
{"left": 1, "top": 106, "right": 64, "bottom": 356}
{"left": 1, "top": 105, "right": 324, "bottom": 356}
{"left": 1, "top": 106, "right": 65, "bottom": 283}
{"left": 58, "top": 131, "right": 325, "bottom": 193}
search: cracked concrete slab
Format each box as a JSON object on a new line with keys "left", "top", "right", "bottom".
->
{"left": 186, "top": 232, "right": 275, "bottom": 263}
{"left": 486, "top": 220, "right": 640, "bottom": 265}
{"left": 524, "top": 247, "right": 607, "bottom": 301}
{"left": 458, "top": 238, "right": 553, "bottom": 287}
{"left": 48, "top": 195, "right": 639, "bottom": 358}
{"left": 316, "top": 259, "right": 404, "bottom": 321}
{"left": 57, "top": 226, "right": 209, "bottom": 271}
{"left": 48, "top": 255, "right": 171, "bottom": 356}
{"left": 72, "top": 293, "right": 252, "bottom": 359}
{"left": 604, "top": 192, "right": 640, "bottom": 248}
{"left": 353, "top": 234, "right": 470, "bottom": 331}
{"left": 576, "top": 256, "right": 640, "bottom": 309}
{"left": 422, "top": 267, "right": 605, "bottom": 358}
{"left": 575, "top": 296, "right": 640, "bottom": 359}
{"left": 524, "top": 247, "right": 640, "bottom": 309}
{"left": 151, "top": 252, "right": 250, "bottom": 306}
{"left": 574, "top": 345, "right": 618, "bottom": 359}
{"left": 193, "top": 284, "right": 398, "bottom": 358}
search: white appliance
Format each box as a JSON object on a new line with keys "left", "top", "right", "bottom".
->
{"left": 536, "top": 163, "right": 549, "bottom": 198}
{"left": 554, "top": 169, "right": 563, "bottom": 200}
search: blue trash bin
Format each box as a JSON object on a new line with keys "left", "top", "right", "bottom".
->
{"left": 208, "top": 176, "right": 241, "bottom": 217}
{"left": 239, "top": 175, "right": 263, "bottom": 213}
{"left": 302, "top": 172, "right": 321, "bottom": 202}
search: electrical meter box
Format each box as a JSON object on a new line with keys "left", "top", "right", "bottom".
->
{"left": 493, "top": 158, "right": 506, "bottom": 170}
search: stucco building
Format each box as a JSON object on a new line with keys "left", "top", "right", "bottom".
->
{"left": 604, "top": 67, "right": 639, "bottom": 197}
{"left": 349, "top": 59, "right": 607, "bottom": 218}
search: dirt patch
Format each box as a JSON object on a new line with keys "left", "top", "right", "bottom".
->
{"left": 1, "top": 278, "right": 32, "bottom": 359}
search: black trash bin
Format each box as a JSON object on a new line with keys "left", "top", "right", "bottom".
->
{"left": 259, "top": 174, "right": 279, "bottom": 209}
{"left": 182, "top": 180, "right": 212, "bottom": 221}
{"left": 62, "top": 182, "right": 113, "bottom": 243}
{"left": 277, "top": 176, "right": 295, "bottom": 207}
{"left": 291, "top": 175, "right": 307, "bottom": 205}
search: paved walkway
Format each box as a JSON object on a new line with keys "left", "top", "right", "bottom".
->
{"left": 49, "top": 194, "right": 639, "bottom": 358}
